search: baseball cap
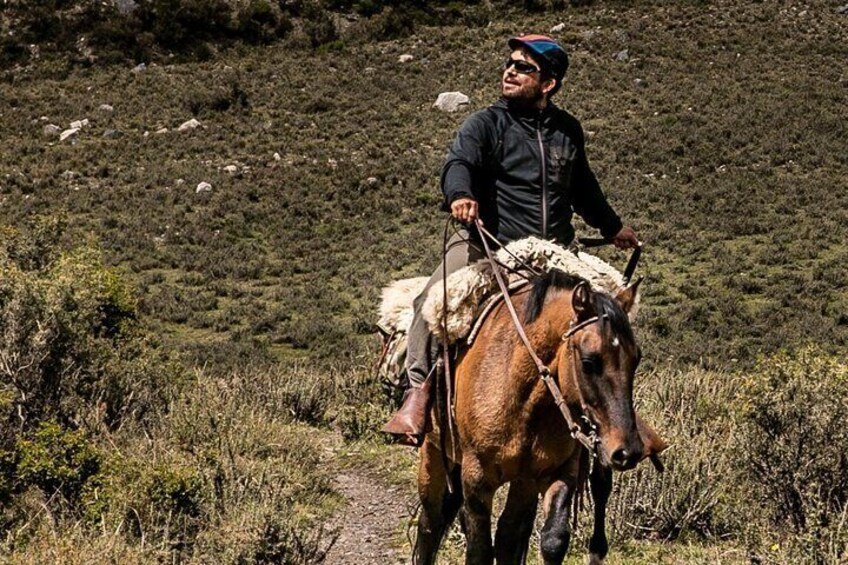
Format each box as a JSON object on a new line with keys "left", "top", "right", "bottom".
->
{"left": 508, "top": 34, "right": 569, "bottom": 81}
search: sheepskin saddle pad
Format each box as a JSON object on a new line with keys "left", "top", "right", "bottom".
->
{"left": 377, "top": 236, "right": 639, "bottom": 345}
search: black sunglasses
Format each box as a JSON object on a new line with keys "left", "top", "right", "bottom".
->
{"left": 503, "top": 57, "right": 540, "bottom": 75}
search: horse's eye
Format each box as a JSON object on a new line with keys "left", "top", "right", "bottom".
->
{"left": 581, "top": 356, "right": 602, "bottom": 375}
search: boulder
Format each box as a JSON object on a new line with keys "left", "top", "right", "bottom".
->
{"left": 433, "top": 91, "right": 470, "bottom": 113}
{"left": 43, "top": 124, "right": 61, "bottom": 137}
{"left": 550, "top": 23, "right": 566, "bottom": 33}
{"left": 196, "top": 182, "right": 212, "bottom": 193}
{"left": 398, "top": 54, "right": 414, "bottom": 63}
{"left": 60, "top": 128, "right": 80, "bottom": 142}
{"left": 615, "top": 49, "right": 630, "bottom": 62}
{"left": 99, "top": 104, "right": 114, "bottom": 112}
{"left": 178, "top": 118, "right": 202, "bottom": 131}
{"left": 70, "top": 118, "right": 89, "bottom": 129}
{"left": 223, "top": 165, "right": 238, "bottom": 174}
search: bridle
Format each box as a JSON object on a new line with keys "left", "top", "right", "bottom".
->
{"left": 472, "top": 219, "right": 638, "bottom": 455}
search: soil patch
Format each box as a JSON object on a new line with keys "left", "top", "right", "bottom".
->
{"left": 325, "top": 469, "right": 415, "bottom": 563}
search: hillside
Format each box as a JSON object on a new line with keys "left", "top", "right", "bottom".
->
{"left": 0, "top": 0, "right": 847, "bottom": 562}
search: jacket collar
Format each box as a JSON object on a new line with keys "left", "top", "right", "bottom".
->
{"left": 495, "top": 97, "right": 559, "bottom": 123}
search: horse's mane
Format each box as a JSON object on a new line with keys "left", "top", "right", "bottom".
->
{"left": 524, "top": 268, "right": 634, "bottom": 344}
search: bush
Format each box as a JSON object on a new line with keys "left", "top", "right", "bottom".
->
{"left": 15, "top": 422, "right": 102, "bottom": 514}
{"left": 0, "top": 224, "right": 179, "bottom": 436}
{"left": 607, "top": 367, "right": 741, "bottom": 540}
{"left": 236, "top": 0, "right": 293, "bottom": 44}
{"left": 302, "top": 1, "right": 338, "bottom": 48}
{"left": 735, "top": 347, "right": 848, "bottom": 563}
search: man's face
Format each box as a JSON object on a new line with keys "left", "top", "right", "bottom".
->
{"left": 501, "top": 48, "right": 553, "bottom": 104}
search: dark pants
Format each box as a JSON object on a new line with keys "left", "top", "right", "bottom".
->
{"left": 405, "top": 229, "right": 485, "bottom": 387}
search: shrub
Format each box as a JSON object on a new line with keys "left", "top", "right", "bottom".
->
{"left": 15, "top": 422, "right": 102, "bottom": 513}
{"left": 236, "top": 0, "right": 293, "bottom": 44}
{"left": 136, "top": 0, "right": 232, "bottom": 50}
{"left": 735, "top": 347, "right": 848, "bottom": 562}
{"left": 0, "top": 218, "right": 179, "bottom": 434}
{"left": 607, "top": 367, "right": 741, "bottom": 540}
{"left": 302, "top": 1, "right": 338, "bottom": 48}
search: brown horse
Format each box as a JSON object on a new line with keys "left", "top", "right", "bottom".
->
{"left": 414, "top": 269, "right": 663, "bottom": 564}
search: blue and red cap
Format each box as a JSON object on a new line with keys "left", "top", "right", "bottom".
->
{"left": 508, "top": 34, "right": 569, "bottom": 81}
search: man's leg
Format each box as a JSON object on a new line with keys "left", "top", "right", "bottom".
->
{"left": 383, "top": 229, "right": 483, "bottom": 442}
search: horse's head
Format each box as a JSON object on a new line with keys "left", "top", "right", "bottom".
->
{"left": 561, "top": 279, "right": 644, "bottom": 471}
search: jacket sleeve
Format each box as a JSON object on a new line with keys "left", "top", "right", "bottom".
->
{"left": 440, "top": 112, "right": 494, "bottom": 210}
{"left": 570, "top": 122, "right": 623, "bottom": 238}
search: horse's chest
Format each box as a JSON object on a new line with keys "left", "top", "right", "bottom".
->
{"left": 489, "top": 420, "right": 576, "bottom": 481}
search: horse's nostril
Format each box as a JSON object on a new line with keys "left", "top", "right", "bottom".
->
{"left": 611, "top": 448, "right": 630, "bottom": 466}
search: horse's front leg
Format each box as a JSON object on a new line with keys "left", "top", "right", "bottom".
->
{"left": 415, "top": 437, "right": 463, "bottom": 565}
{"left": 494, "top": 479, "right": 538, "bottom": 565}
{"left": 461, "top": 456, "right": 495, "bottom": 565}
{"left": 538, "top": 472, "right": 578, "bottom": 565}
{"left": 587, "top": 463, "right": 613, "bottom": 564}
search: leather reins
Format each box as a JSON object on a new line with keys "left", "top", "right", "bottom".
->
{"left": 474, "top": 219, "right": 604, "bottom": 454}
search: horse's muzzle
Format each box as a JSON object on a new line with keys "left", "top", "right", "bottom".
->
{"left": 609, "top": 445, "right": 643, "bottom": 471}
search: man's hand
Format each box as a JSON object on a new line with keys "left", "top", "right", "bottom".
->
{"left": 612, "top": 226, "right": 640, "bottom": 250}
{"left": 450, "top": 197, "right": 480, "bottom": 225}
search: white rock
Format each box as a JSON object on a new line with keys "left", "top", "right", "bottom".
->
{"left": 98, "top": 104, "right": 114, "bottom": 112}
{"left": 70, "top": 118, "right": 89, "bottom": 129}
{"left": 366, "top": 177, "right": 379, "bottom": 186}
{"left": 273, "top": 152, "right": 282, "bottom": 161}
{"left": 43, "top": 124, "right": 61, "bottom": 137}
{"left": 433, "top": 91, "right": 470, "bottom": 113}
{"left": 132, "top": 63, "right": 146, "bottom": 73}
{"left": 615, "top": 49, "right": 630, "bottom": 62}
{"left": 223, "top": 165, "right": 238, "bottom": 173}
{"left": 155, "top": 127, "right": 168, "bottom": 134}
{"left": 550, "top": 23, "right": 566, "bottom": 33}
{"left": 178, "top": 118, "right": 201, "bottom": 131}
{"left": 398, "top": 54, "right": 414, "bottom": 63}
{"left": 196, "top": 181, "right": 212, "bottom": 193}
{"left": 60, "top": 128, "right": 80, "bottom": 142}
{"left": 175, "top": 178, "right": 185, "bottom": 186}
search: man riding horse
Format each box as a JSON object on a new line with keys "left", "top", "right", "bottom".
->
{"left": 384, "top": 34, "right": 640, "bottom": 444}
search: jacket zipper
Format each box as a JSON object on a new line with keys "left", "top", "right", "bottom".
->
{"left": 536, "top": 121, "right": 548, "bottom": 239}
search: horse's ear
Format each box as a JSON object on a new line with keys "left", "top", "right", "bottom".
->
{"left": 615, "top": 276, "right": 643, "bottom": 314}
{"left": 571, "top": 281, "right": 593, "bottom": 320}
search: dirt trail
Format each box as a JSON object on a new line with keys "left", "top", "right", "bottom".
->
{"left": 324, "top": 468, "right": 415, "bottom": 563}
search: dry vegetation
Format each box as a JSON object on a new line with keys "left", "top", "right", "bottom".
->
{"left": 0, "top": 0, "right": 847, "bottom": 562}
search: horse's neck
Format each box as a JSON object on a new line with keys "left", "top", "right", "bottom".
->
{"left": 515, "top": 290, "right": 580, "bottom": 403}
{"left": 537, "top": 291, "right": 586, "bottom": 404}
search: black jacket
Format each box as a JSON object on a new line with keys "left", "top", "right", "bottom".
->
{"left": 441, "top": 97, "right": 623, "bottom": 244}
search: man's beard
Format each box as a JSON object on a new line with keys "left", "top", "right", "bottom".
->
{"left": 502, "top": 81, "right": 544, "bottom": 106}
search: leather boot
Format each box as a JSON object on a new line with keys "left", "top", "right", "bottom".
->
{"left": 382, "top": 375, "right": 433, "bottom": 446}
